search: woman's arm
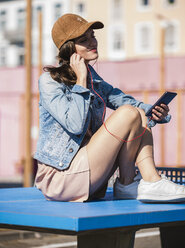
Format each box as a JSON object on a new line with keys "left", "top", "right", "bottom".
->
{"left": 101, "top": 80, "right": 171, "bottom": 127}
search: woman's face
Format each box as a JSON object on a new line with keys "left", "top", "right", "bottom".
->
{"left": 74, "top": 28, "right": 98, "bottom": 63}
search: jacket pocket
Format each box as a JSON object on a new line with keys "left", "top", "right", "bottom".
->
{"left": 43, "top": 126, "right": 69, "bottom": 158}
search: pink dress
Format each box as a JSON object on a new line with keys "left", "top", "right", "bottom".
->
{"left": 35, "top": 126, "right": 107, "bottom": 202}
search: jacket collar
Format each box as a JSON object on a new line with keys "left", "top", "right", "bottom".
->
{"left": 88, "top": 65, "right": 103, "bottom": 84}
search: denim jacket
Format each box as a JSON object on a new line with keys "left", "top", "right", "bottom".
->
{"left": 34, "top": 65, "right": 171, "bottom": 170}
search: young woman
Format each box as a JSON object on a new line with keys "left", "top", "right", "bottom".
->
{"left": 34, "top": 13, "right": 185, "bottom": 203}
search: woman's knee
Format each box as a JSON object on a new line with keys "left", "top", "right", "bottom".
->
{"left": 135, "top": 107, "right": 146, "bottom": 118}
{"left": 115, "top": 105, "right": 142, "bottom": 126}
{"left": 135, "top": 107, "right": 149, "bottom": 126}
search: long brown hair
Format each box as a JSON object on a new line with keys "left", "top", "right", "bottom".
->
{"left": 44, "top": 40, "right": 77, "bottom": 85}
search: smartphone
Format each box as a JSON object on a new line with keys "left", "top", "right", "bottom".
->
{"left": 145, "top": 91, "right": 177, "bottom": 117}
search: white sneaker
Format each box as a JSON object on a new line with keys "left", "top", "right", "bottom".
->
{"left": 113, "top": 173, "right": 141, "bottom": 199}
{"left": 137, "top": 174, "right": 185, "bottom": 203}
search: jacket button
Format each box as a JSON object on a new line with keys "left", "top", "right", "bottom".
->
{"left": 69, "top": 148, "right": 73, "bottom": 153}
{"left": 59, "top": 162, "right": 63, "bottom": 167}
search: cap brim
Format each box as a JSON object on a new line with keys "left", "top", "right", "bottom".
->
{"left": 89, "top": 21, "right": 104, "bottom": 29}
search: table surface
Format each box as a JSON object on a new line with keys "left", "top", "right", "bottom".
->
{"left": 1, "top": 187, "right": 185, "bottom": 233}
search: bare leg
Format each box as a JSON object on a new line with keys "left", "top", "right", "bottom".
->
{"left": 135, "top": 108, "right": 160, "bottom": 182}
{"left": 86, "top": 105, "right": 160, "bottom": 197}
{"left": 117, "top": 108, "right": 160, "bottom": 185}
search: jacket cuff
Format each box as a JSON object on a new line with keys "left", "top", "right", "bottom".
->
{"left": 147, "top": 114, "right": 171, "bottom": 128}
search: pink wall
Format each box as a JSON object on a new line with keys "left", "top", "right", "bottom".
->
{"left": 0, "top": 67, "right": 39, "bottom": 179}
{"left": 0, "top": 57, "right": 185, "bottom": 181}
{"left": 95, "top": 57, "right": 185, "bottom": 90}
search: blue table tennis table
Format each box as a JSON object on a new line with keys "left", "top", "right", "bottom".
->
{"left": 0, "top": 187, "right": 185, "bottom": 248}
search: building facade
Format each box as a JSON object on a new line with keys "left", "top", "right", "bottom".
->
{"left": 0, "top": 0, "right": 70, "bottom": 67}
{"left": 0, "top": 0, "right": 185, "bottom": 182}
{"left": 0, "top": 0, "right": 185, "bottom": 67}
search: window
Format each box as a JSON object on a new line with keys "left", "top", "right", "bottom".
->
{"left": 112, "top": 0, "right": 122, "bottom": 20}
{"left": 37, "top": 6, "right": 42, "bottom": 12}
{"left": 140, "top": 26, "right": 150, "bottom": 49}
{"left": 168, "top": 0, "right": 175, "bottom": 4}
{"left": 77, "top": 3, "right": 84, "bottom": 15}
{"left": 113, "top": 30, "right": 124, "bottom": 51}
{"left": 75, "top": 2, "right": 85, "bottom": 17}
{"left": 16, "top": 41, "right": 24, "bottom": 66}
{"left": 141, "top": 0, "right": 149, "bottom": 6}
{"left": 0, "top": 47, "right": 6, "bottom": 66}
{"left": 137, "top": 0, "right": 151, "bottom": 11}
{"left": 33, "top": 6, "right": 43, "bottom": 27}
{"left": 54, "top": 3, "right": 62, "bottom": 20}
{"left": 163, "top": 0, "right": 177, "bottom": 7}
{"left": 0, "top": 10, "right": 7, "bottom": 30}
{"left": 17, "top": 8, "right": 25, "bottom": 29}
{"left": 135, "top": 23, "right": 153, "bottom": 54}
{"left": 164, "top": 23, "right": 178, "bottom": 51}
{"left": 18, "top": 54, "right": 24, "bottom": 66}
{"left": 108, "top": 25, "right": 125, "bottom": 60}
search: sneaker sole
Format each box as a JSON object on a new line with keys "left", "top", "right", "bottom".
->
{"left": 137, "top": 195, "right": 185, "bottom": 203}
{"left": 114, "top": 196, "right": 136, "bottom": 200}
{"left": 114, "top": 193, "right": 137, "bottom": 200}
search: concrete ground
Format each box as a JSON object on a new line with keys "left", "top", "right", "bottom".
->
{"left": 0, "top": 228, "right": 161, "bottom": 248}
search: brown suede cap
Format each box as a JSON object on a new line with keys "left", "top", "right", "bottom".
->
{"left": 52, "top": 13, "right": 104, "bottom": 49}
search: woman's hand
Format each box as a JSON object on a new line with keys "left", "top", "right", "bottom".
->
{"left": 152, "top": 104, "right": 169, "bottom": 122}
{"left": 70, "top": 53, "right": 87, "bottom": 88}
